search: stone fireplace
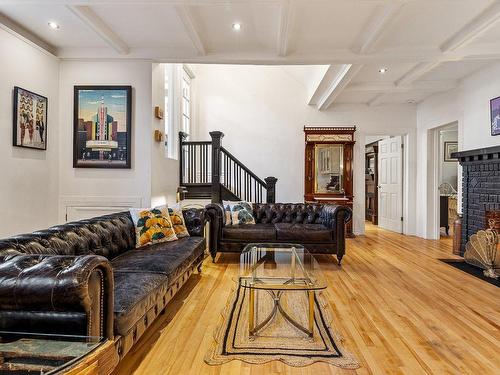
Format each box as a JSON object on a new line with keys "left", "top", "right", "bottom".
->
{"left": 454, "top": 146, "right": 500, "bottom": 256}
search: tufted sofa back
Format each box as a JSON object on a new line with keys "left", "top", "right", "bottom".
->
{"left": 252, "top": 203, "right": 324, "bottom": 224}
{"left": 0, "top": 212, "right": 135, "bottom": 260}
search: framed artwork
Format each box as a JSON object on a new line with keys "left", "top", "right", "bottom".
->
{"left": 73, "top": 86, "right": 132, "bottom": 168}
{"left": 13, "top": 86, "right": 48, "bottom": 150}
{"left": 490, "top": 95, "right": 500, "bottom": 136}
{"left": 444, "top": 141, "right": 458, "bottom": 162}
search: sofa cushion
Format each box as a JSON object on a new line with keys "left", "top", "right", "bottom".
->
{"left": 129, "top": 206, "right": 177, "bottom": 248}
{"left": 222, "top": 224, "right": 276, "bottom": 241}
{"left": 113, "top": 271, "right": 168, "bottom": 336}
{"left": 111, "top": 237, "right": 205, "bottom": 285}
{"left": 274, "top": 223, "right": 332, "bottom": 242}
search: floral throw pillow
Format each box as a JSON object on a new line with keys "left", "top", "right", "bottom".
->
{"left": 168, "top": 203, "right": 190, "bottom": 238}
{"left": 129, "top": 206, "right": 177, "bottom": 248}
{"left": 222, "top": 200, "right": 233, "bottom": 226}
{"left": 224, "top": 201, "right": 256, "bottom": 226}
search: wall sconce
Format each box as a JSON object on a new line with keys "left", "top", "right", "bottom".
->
{"left": 154, "top": 106, "right": 164, "bottom": 119}
{"left": 154, "top": 130, "right": 163, "bottom": 142}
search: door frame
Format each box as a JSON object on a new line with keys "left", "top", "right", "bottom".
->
{"left": 363, "top": 132, "right": 412, "bottom": 235}
{"left": 428, "top": 122, "right": 459, "bottom": 240}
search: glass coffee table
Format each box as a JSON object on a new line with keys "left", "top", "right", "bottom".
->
{"left": 0, "top": 331, "right": 104, "bottom": 374}
{"left": 239, "top": 243, "right": 327, "bottom": 338}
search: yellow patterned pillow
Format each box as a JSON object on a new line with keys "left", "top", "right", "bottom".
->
{"left": 168, "top": 203, "right": 190, "bottom": 238}
{"left": 129, "top": 206, "right": 178, "bottom": 248}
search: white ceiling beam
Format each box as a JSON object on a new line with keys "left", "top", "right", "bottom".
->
{"left": 346, "top": 79, "right": 458, "bottom": 93}
{"left": 277, "top": 0, "right": 295, "bottom": 57}
{"left": 174, "top": 5, "right": 206, "bottom": 56}
{"left": 441, "top": 1, "right": 500, "bottom": 52}
{"left": 395, "top": 61, "right": 442, "bottom": 86}
{"left": 0, "top": 0, "right": 418, "bottom": 4}
{"left": 67, "top": 5, "right": 129, "bottom": 54}
{"left": 317, "top": 64, "right": 363, "bottom": 110}
{"left": 56, "top": 45, "right": 500, "bottom": 64}
{"left": 352, "top": 2, "right": 404, "bottom": 54}
{"left": 308, "top": 65, "right": 342, "bottom": 105}
{"left": 0, "top": 13, "right": 57, "bottom": 55}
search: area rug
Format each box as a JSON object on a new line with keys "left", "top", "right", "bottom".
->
{"left": 205, "top": 285, "right": 359, "bottom": 368}
{"left": 440, "top": 259, "right": 499, "bottom": 288}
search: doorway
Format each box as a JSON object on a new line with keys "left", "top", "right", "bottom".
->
{"left": 427, "top": 122, "right": 459, "bottom": 241}
{"left": 365, "top": 135, "right": 405, "bottom": 234}
{"left": 437, "top": 123, "right": 459, "bottom": 240}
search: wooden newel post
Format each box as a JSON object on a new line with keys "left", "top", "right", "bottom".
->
{"left": 179, "top": 131, "right": 188, "bottom": 185}
{"left": 210, "top": 131, "right": 224, "bottom": 203}
{"left": 264, "top": 176, "right": 278, "bottom": 203}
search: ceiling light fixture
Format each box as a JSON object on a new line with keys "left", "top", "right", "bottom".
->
{"left": 378, "top": 67, "right": 388, "bottom": 74}
{"left": 48, "top": 21, "right": 60, "bottom": 30}
{"left": 407, "top": 99, "right": 416, "bottom": 104}
{"left": 232, "top": 23, "right": 241, "bottom": 31}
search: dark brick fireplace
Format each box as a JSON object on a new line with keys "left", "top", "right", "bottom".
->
{"left": 453, "top": 145, "right": 500, "bottom": 256}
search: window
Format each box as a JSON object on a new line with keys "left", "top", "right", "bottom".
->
{"left": 163, "top": 64, "right": 194, "bottom": 159}
{"left": 181, "top": 69, "right": 191, "bottom": 137}
{"left": 164, "top": 67, "right": 170, "bottom": 151}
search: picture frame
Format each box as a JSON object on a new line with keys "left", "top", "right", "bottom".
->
{"left": 73, "top": 85, "right": 132, "bottom": 168}
{"left": 13, "top": 86, "right": 48, "bottom": 150}
{"left": 490, "top": 95, "right": 500, "bottom": 136}
{"left": 444, "top": 141, "right": 458, "bottom": 162}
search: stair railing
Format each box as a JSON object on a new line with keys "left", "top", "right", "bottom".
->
{"left": 179, "top": 131, "right": 277, "bottom": 203}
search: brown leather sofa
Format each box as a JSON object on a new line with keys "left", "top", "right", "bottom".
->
{"left": 0, "top": 208, "right": 205, "bottom": 361}
{"left": 206, "top": 203, "right": 351, "bottom": 264}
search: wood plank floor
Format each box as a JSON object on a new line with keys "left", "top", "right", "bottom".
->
{"left": 113, "top": 224, "right": 500, "bottom": 375}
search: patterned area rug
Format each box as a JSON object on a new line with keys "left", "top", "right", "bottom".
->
{"left": 205, "top": 285, "right": 359, "bottom": 368}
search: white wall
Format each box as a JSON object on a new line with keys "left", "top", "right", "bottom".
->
{"left": 192, "top": 64, "right": 417, "bottom": 235}
{"left": 151, "top": 63, "right": 179, "bottom": 207}
{"left": 58, "top": 60, "right": 153, "bottom": 219}
{"left": 0, "top": 27, "right": 60, "bottom": 237}
{"left": 416, "top": 62, "right": 500, "bottom": 238}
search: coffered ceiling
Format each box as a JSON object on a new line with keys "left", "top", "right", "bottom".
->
{"left": 1, "top": 0, "right": 500, "bottom": 108}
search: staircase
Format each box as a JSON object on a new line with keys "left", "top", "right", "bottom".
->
{"left": 179, "top": 131, "right": 277, "bottom": 203}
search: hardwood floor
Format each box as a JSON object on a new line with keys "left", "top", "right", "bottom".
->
{"left": 113, "top": 224, "right": 500, "bottom": 375}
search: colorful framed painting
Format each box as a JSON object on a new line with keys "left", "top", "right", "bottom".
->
{"left": 444, "top": 141, "right": 458, "bottom": 162}
{"left": 73, "top": 86, "right": 132, "bottom": 168}
{"left": 13, "top": 86, "right": 48, "bottom": 150}
{"left": 490, "top": 96, "right": 500, "bottom": 136}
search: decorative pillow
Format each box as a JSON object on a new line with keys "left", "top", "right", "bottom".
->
{"left": 226, "top": 201, "right": 256, "bottom": 226}
{"left": 222, "top": 200, "right": 233, "bottom": 226}
{"left": 168, "top": 203, "right": 190, "bottom": 238}
{"left": 129, "top": 206, "right": 177, "bottom": 248}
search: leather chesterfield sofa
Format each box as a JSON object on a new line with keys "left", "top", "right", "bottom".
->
{"left": 206, "top": 203, "right": 351, "bottom": 264}
{"left": 0, "top": 208, "right": 206, "bottom": 361}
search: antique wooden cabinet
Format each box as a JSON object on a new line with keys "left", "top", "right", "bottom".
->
{"left": 303, "top": 126, "right": 356, "bottom": 237}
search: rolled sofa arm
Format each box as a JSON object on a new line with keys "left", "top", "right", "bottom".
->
{"left": 319, "top": 205, "right": 352, "bottom": 265}
{"left": 182, "top": 207, "right": 207, "bottom": 237}
{"left": 205, "top": 203, "right": 224, "bottom": 261}
{"left": 0, "top": 254, "right": 114, "bottom": 339}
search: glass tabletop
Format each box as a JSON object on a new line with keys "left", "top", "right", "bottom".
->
{"left": 0, "top": 331, "right": 104, "bottom": 374}
{"left": 238, "top": 243, "right": 327, "bottom": 290}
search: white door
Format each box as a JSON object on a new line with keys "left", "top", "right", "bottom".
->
{"left": 378, "top": 136, "right": 403, "bottom": 233}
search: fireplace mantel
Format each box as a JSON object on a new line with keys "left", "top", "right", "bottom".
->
{"left": 453, "top": 145, "right": 500, "bottom": 255}
{"left": 452, "top": 145, "right": 500, "bottom": 161}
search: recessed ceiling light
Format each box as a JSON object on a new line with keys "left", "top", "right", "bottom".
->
{"left": 48, "top": 21, "right": 60, "bottom": 30}
{"left": 407, "top": 99, "right": 416, "bottom": 104}
{"left": 379, "top": 67, "right": 388, "bottom": 74}
{"left": 232, "top": 23, "right": 241, "bottom": 31}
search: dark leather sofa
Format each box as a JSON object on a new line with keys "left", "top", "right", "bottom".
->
{"left": 206, "top": 203, "right": 351, "bottom": 264}
{"left": 0, "top": 208, "right": 206, "bottom": 361}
